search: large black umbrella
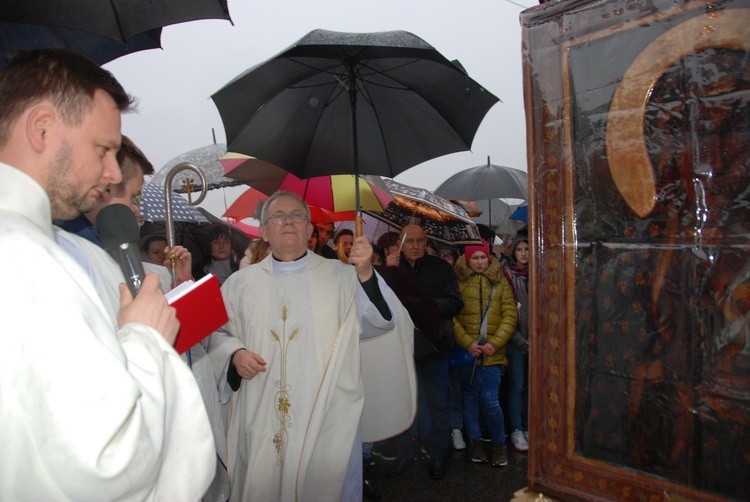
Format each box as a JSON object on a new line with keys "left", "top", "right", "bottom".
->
{"left": 0, "top": 0, "right": 231, "bottom": 67}
{"left": 211, "top": 29, "right": 499, "bottom": 230}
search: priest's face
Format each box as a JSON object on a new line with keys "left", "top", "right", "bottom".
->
{"left": 260, "top": 195, "right": 313, "bottom": 259}
{"left": 46, "top": 89, "right": 123, "bottom": 220}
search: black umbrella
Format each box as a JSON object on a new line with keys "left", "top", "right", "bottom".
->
{"left": 211, "top": 29, "right": 499, "bottom": 234}
{"left": 0, "top": 0, "right": 231, "bottom": 67}
{"left": 140, "top": 208, "right": 251, "bottom": 269}
{"left": 0, "top": 22, "right": 160, "bottom": 68}
{"left": 0, "top": 1, "right": 231, "bottom": 43}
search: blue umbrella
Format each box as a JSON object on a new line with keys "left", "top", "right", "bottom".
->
{"left": 510, "top": 205, "right": 527, "bottom": 223}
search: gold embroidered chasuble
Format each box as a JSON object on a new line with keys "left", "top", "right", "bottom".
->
{"left": 210, "top": 252, "right": 373, "bottom": 501}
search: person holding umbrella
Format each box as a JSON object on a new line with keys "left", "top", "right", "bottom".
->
{"left": 207, "top": 191, "right": 414, "bottom": 501}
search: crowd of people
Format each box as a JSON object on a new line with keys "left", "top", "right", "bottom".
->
{"left": 0, "top": 48, "right": 531, "bottom": 502}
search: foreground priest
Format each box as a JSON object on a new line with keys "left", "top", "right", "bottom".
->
{"left": 208, "top": 191, "right": 402, "bottom": 501}
{"left": 0, "top": 50, "right": 214, "bottom": 499}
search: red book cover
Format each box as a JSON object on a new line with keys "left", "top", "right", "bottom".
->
{"left": 166, "top": 274, "right": 229, "bottom": 354}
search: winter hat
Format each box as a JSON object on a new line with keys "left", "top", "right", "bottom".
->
{"left": 464, "top": 239, "right": 490, "bottom": 261}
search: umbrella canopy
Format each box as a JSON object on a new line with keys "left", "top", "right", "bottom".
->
{"left": 471, "top": 198, "right": 526, "bottom": 236}
{"left": 277, "top": 174, "right": 392, "bottom": 214}
{"left": 140, "top": 181, "right": 209, "bottom": 224}
{"left": 140, "top": 207, "right": 251, "bottom": 268}
{"left": 0, "top": 1, "right": 231, "bottom": 43}
{"left": 222, "top": 180, "right": 383, "bottom": 224}
{"left": 364, "top": 178, "right": 481, "bottom": 245}
{"left": 433, "top": 157, "right": 528, "bottom": 201}
{"left": 0, "top": 22, "right": 160, "bottom": 68}
{"left": 0, "top": 0, "right": 231, "bottom": 68}
{"left": 152, "top": 143, "right": 242, "bottom": 195}
{"left": 211, "top": 29, "right": 499, "bottom": 181}
{"left": 510, "top": 204, "right": 528, "bottom": 223}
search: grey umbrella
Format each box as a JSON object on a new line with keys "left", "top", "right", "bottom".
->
{"left": 472, "top": 199, "right": 526, "bottom": 236}
{"left": 211, "top": 29, "right": 499, "bottom": 234}
{"left": 434, "top": 157, "right": 528, "bottom": 201}
{"left": 152, "top": 143, "right": 242, "bottom": 197}
{"left": 140, "top": 181, "right": 209, "bottom": 224}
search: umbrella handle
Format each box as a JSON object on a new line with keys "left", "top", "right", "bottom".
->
{"left": 337, "top": 212, "right": 364, "bottom": 263}
{"left": 164, "top": 162, "right": 208, "bottom": 287}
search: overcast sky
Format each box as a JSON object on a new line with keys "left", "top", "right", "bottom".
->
{"left": 103, "top": 0, "right": 537, "bottom": 217}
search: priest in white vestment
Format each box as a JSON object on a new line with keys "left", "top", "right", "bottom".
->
{"left": 208, "top": 192, "right": 413, "bottom": 501}
{"left": 0, "top": 50, "right": 215, "bottom": 500}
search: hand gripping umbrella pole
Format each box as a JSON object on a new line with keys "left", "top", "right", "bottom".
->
{"left": 163, "top": 162, "right": 208, "bottom": 286}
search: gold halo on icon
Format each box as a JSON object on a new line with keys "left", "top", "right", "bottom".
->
{"left": 605, "top": 8, "right": 750, "bottom": 218}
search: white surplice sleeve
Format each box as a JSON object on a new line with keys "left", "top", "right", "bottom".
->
{"left": 356, "top": 270, "right": 397, "bottom": 339}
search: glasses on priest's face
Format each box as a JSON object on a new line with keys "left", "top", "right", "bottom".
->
{"left": 265, "top": 211, "right": 308, "bottom": 226}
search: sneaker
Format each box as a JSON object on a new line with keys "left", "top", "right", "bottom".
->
{"left": 491, "top": 444, "right": 509, "bottom": 467}
{"left": 451, "top": 429, "right": 466, "bottom": 450}
{"left": 523, "top": 430, "right": 529, "bottom": 442}
{"left": 469, "top": 440, "right": 488, "bottom": 463}
{"left": 511, "top": 429, "right": 529, "bottom": 452}
{"left": 371, "top": 442, "right": 397, "bottom": 462}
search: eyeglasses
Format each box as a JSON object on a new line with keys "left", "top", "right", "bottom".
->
{"left": 265, "top": 211, "right": 308, "bottom": 225}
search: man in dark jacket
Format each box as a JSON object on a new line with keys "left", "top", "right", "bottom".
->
{"left": 384, "top": 224, "right": 463, "bottom": 480}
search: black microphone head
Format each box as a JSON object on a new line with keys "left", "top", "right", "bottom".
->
{"left": 96, "top": 204, "right": 141, "bottom": 250}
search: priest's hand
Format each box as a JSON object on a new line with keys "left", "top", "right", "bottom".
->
{"left": 232, "top": 349, "right": 267, "bottom": 380}
{"left": 349, "top": 236, "right": 374, "bottom": 282}
{"left": 118, "top": 274, "right": 179, "bottom": 344}
{"left": 163, "top": 245, "right": 192, "bottom": 285}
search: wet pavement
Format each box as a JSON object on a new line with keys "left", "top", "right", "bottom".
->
{"left": 368, "top": 445, "right": 529, "bottom": 502}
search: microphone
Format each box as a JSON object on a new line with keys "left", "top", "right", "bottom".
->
{"left": 96, "top": 204, "right": 146, "bottom": 296}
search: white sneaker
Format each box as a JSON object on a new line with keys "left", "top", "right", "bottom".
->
{"left": 523, "top": 430, "right": 529, "bottom": 442}
{"left": 511, "top": 429, "right": 529, "bottom": 452}
{"left": 451, "top": 429, "right": 466, "bottom": 450}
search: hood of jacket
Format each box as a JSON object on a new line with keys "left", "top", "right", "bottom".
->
{"left": 454, "top": 254, "right": 505, "bottom": 284}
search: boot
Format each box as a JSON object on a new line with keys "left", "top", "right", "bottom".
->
{"left": 491, "top": 443, "right": 508, "bottom": 467}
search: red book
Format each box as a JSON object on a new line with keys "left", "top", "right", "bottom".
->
{"left": 166, "top": 274, "right": 229, "bottom": 354}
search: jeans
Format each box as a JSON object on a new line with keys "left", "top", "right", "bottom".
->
{"left": 507, "top": 345, "right": 528, "bottom": 431}
{"left": 448, "top": 367, "right": 463, "bottom": 430}
{"left": 362, "top": 442, "right": 373, "bottom": 462}
{"left": 393, "top": 357, "right": 451, "bottom": 462}
{"left": 458, "top": 364, "right": 506, "bottom": 444}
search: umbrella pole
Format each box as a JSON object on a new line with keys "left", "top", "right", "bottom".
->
{"left": 350, "top": 64, "right": 363, "bottom": 239}
{"left": 338, "top": 65, "right": 362, "bottom": 262}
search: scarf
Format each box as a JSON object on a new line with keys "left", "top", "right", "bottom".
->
{"left": 504, "top": 260, "right": 528, "bottom": 296}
